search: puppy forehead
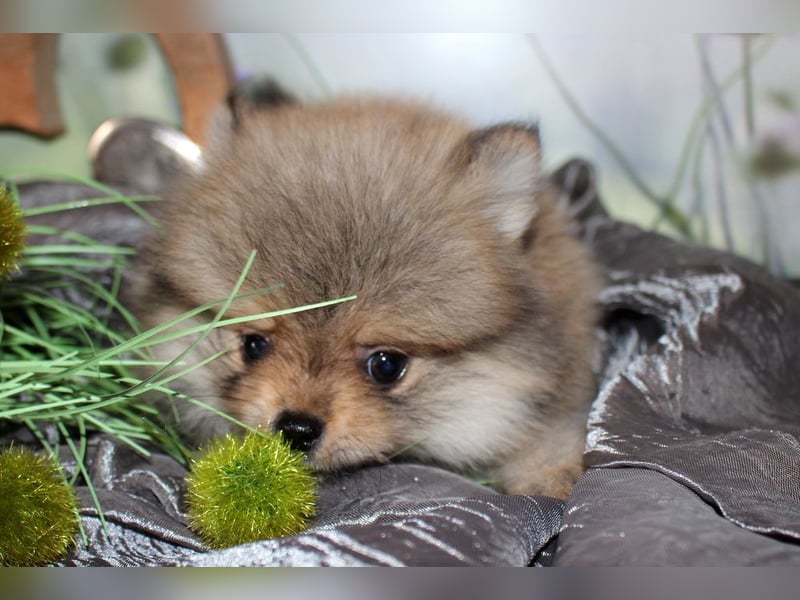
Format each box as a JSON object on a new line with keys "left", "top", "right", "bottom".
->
{"left": 178, "top": 100, "right": 528, "bottom": 347}
{"left": 227, "top": 100, "right": 470, "bottom": 194}
{"left": 218, "top": 209, "right": 525, "bottom": 353}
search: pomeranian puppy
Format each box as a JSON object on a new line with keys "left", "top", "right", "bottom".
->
{"left": 129, "top": 84, "right": 600, "bottom": 498}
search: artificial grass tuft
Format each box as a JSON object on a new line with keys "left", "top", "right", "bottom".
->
{"left": 0, "top": 446, "right": 79, "bottom": 565}
{"left": 185, "top": 430, "right": 318, "bottom": 548}
{"left": 0, "top": 183, "right": 25, "bottom": 278}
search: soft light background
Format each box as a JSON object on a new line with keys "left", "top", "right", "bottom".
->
{"left": 2, "top": 33, "right": 799, "bottom": 276}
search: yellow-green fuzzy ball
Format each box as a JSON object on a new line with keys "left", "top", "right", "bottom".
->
{"left": 0, "top": 183, "right": 25, "bottom": 278}
{"left": 0, "top": 447, "right": 80, "bottom": 566}
{"left": 185, "top": 431, "right": 318, "bottom": 549}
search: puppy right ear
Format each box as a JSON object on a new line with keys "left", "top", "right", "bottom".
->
{"left": 206, "top": 78, "right": 297, "bottom": 148}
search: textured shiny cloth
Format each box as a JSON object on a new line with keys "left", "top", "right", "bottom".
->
{"left": 552, "top": 159, "right": 800, "bottom": 565}
{"left": 10, "top": 155, "right": 800, "bottom": 566}
{"left": 51, "top": 435, "right": 561, "bottom": 566}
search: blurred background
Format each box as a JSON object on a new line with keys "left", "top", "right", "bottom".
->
{"left": 1, "top": 32, "right": 799, "bottom": 277}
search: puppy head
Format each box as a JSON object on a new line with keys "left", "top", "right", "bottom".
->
{"left": 139, "top": 94, "right": 591, "bottom": 473}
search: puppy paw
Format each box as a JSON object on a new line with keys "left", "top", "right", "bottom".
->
{"left": 503, "top": 462, "right": 584, "bottom": 499}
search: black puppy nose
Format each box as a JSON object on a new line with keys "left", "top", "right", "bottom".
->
{"left": 274, "top": 411, "right": 324, "bottom": 452}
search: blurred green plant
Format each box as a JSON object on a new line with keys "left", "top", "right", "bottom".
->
{"left": 767, "top": 89, "right": 797, "bottom": 113}
{"left": 528, "top": 34, "right": 798, "bottom": 276}
{"left": 749, "top": 138, "right": 800, "bottom": 180}
{"left": 107, "top": 34, "right": 148, "bottom": 71}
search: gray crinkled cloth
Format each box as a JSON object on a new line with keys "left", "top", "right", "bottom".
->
{"left": 10, "top": 155, "right": 800, "bottom": 566}
{"left": 53, "top": 435, "right": 559, "bottom": 566}
{"left": 553, "top": 160, "right": 800, "bottom": 565}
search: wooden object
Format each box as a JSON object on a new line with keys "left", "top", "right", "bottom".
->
{"left": 0, "top": 34, "right": 63, "bottom": 138}
{"left": 0, "top": 33, "right": 235, "bottom": 145}
{"left": 154, "top": 33, "right": 235, "bottom": 144}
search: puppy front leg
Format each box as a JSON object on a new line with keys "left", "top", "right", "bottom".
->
{"left": 493, "top": 412, "right": 588, "bottom": 499}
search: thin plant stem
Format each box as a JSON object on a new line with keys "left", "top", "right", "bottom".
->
{"left": 695, "top": 35, "right": 780, "bottom": 269}
{"left": 21, "top": 195, "right": 159, "bottom": 218}
{"left": 282, "top": 33, "right": 333, "bottom": 98}
{"left": 0, "top": 168, "right": 158, "bottom": 226}
{"left": 689, "top": 130, "right": 710, "bottom": 243}
{"left": 705, "top": 118, "right": 735, "bottom": 251}
{"left": 57, "top": 421, "right": 108, "bottom": 535}
{"left": 697, "top": 35, "right": 737, "bottom": 144}
{"left": 696, "top": 35, "right": 736, "bottom": 251}
{"left": 743, "top": 35, "right": 756, "bottom": 141}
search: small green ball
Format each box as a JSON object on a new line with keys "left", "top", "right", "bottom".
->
{"left": 0, "top": 446, "right": 80, "bottom": 566}
{"left": 185, "top": 431, "right": 318, "bottom": 548}
{"left": 0, "top": 183, "right": 25, "bottom": 278}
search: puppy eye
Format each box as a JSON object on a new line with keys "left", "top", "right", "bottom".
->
{"left": 365, "top": 350, "right": 408, "bottom": 386}
{"left": 242, "top": 334, "right": 271, "bottom": 362}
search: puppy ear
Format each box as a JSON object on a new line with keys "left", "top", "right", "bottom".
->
{"left": 226, "top": 78, "right": 297, "bottom": 127}
{"left": 462, "top": 124, "right": 542, "bottom": 241}
{"left": 206, "top": 78, "right": 297, "bottom": 149}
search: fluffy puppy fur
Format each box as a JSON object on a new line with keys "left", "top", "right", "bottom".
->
{"left": 129, "top": 88, "right": 600, "bottom": 498}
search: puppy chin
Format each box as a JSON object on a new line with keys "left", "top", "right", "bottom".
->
{"left": 303, "top": 439, "right": 390, "bottom": 473}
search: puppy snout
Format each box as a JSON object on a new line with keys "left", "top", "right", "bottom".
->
{"left": 274, "top": 411, "right": 324, "bottom": 452}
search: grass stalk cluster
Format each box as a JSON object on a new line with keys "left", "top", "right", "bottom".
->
{"left": 0, "top": 176, "right": 352, "bottom": 544}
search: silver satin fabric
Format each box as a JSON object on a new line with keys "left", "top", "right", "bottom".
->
{"left": 552, "top": 198, "right": 800, "bottom": 565}
{"left": 52, "top": 435, "right": 561, "bottom": 566}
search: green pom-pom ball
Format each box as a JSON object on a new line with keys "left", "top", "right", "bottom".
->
{"left": 0, "top": 183, "right": 25, "bottom": 278}
{"left": 185, "top": 431, "right": 318, "bottom": 548}
{"left": 0, "top": 446, "right": 79, "bottom": 566}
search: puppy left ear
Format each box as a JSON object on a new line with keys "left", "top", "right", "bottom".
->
{"left": 461, "top": 124, "right": 542, "bottom": 241}
{"left": 205, "top": 78, "right": 297, "bottom": 151}
{"left": 225, "top": 78, "right": 298, "bottom": 128}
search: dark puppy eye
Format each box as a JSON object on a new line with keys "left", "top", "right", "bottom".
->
{"left": 365, "top": 351, "right": 408, "bottom": 386}
{"left": 242, "top": 334, "right": 271, "bottom": 362}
